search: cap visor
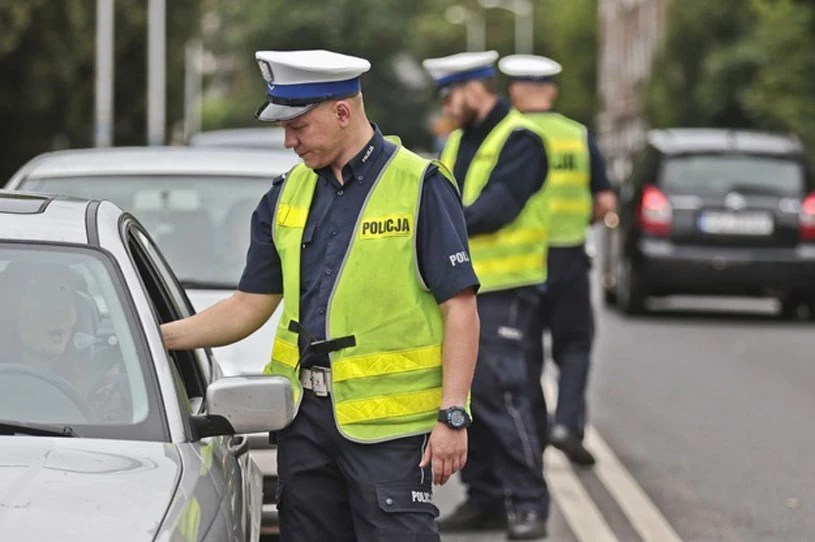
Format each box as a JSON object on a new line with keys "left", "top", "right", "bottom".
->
{"left": 255, "top": 101, "right": 317, "bottom": 123}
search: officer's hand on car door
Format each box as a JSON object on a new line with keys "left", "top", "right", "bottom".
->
{"left": 420, "top": 423, "right": 468, "bottom": 485}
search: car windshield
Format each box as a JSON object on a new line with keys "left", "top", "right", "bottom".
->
{"left": 660, "top": 154, "right": 805, "bottom": 197}
{"left": 22, "top": 176, "right": 272, "bottom": 288}
{"left": 0, "top": 244, "right": 166, "bottom": 441}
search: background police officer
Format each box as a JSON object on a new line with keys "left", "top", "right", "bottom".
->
{"left": 162, "top": 49, "right": 481, "bottom": 542}
{"left": 499, "top": 54, "right": 617, "bottom": 467}
{"left": 423, "top": 51, "right": 550, "bottom": 540}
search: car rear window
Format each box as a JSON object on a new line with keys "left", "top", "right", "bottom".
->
{"left": 660, "top": 154, "right": 805, "bottom": 197}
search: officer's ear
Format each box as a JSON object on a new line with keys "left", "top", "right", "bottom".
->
{"left": 332, "top": 99, "right": 353, "bottom": 128}
{"left": 545, "top": 82, "right": 559, "bottom": 103}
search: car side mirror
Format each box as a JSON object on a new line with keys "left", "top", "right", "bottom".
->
{"left": 193, "top": 376, "right": 295, "bottom": 439}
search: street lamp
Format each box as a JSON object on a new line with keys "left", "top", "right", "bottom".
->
{"left": 445, "top": 5, "right": 486, "bottom": 52}
{"left": 478, "top": 0, "right": 534, "bottom": 54}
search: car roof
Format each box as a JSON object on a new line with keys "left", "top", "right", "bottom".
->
{"left": 14, "top": 146, "right": 299, "bottom": 181}
{"left": 0, "top": 190, "right": 107, "bottom": 244}
{"left": 647, "top": 129, "right": 804, "bottom": 156}
{"left": 188, "top": 127, "right": 286, "bottom": 149}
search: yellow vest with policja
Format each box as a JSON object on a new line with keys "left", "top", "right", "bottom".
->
{"left": 264, "top": 138, "right": 463, "bottom": 443}
{"left": 440, "top": 109, "right": 551, "bottom": 292}
{"left": 525, "top": 112, "right": 592, "bottom": 247}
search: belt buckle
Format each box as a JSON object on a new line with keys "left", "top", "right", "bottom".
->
{"left": 310, "top": 367, "right": 330, "bottom": 397}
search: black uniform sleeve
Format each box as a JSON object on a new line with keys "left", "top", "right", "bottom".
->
{"left": 416, "top": 165, "right": 481, "bottom": 304}
{"left": 588, "top": 132, "right": 613, "bottom": 194}
{"left": 237, "top": 178, "right": 285, "bottom": 294}
{"left": 464, "top": 129, "right": 548, "bottom": 236}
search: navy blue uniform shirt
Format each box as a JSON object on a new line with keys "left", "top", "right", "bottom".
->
{"left": 239, "top": 126, "right": 480, "bottom": 368}
{"left": 587, "top": 133, "right": 613, "bottom": 194}
{"left": 452, "top": 98, "right": 549, "bottom": 237}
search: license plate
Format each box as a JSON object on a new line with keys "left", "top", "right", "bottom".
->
{"left": 697, "top": 211, "right": 774, "bottom": 236}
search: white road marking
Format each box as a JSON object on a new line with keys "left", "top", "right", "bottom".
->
{"left": 543, "top": 373, "right": 683, "bottom": 542}
{"left": 585, "top": 427, "right": 683, "bottom": 542}
{"left": 545, "top": 447, "right": 619, "bottom": 542}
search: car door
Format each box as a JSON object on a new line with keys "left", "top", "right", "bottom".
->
{"left": 123, "top": 219, "right": 260, "bottom": 542}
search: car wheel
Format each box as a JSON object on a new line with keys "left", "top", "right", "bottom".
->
{"left": 616, "top": 257, "right": 647, "bottom": 315}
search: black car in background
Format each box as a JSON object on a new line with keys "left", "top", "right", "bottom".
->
{"left": 601, "top": 129, "right": 815, "bottom": 317}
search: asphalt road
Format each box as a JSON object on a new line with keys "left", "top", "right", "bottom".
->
{"left": 265, "top": 241, "right": 815, "bottom": 542}
{"left": 436, "top": 263, "right": 815, "bottom": 541}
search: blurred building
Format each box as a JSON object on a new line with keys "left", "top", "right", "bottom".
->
{"left": 596, "top": 0, "right": 669, "bottom": 183}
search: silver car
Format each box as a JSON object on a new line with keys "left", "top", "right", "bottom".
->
{"left": 5, "top": 146, "right": 298, "bottom": 533}
{"left": 188, "top": 127, "right": 287, "bottom": 150}
{"left": 0, "top": 190, "right": 294, "bottom": 541}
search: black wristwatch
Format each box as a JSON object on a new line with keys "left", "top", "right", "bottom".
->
{"left": 438, "top": 406, "right": 471, "bottom": 430}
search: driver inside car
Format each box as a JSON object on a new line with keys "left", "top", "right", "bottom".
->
{"left": 2, "top": 262, "right": 130, "bottom": 423}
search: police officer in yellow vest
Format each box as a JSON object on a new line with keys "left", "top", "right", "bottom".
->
{"left": 499, "top": 54, "right": 617, "bottom": 467}
{"left": 161, "top": 50, "right": 481, "bottom": 541}
{"left": 422, "top": 51, "right": 550, "bottom": 540}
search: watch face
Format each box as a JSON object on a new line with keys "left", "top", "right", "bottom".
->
{"left": 449, "top": 410, "right": 466, "bottom": 427}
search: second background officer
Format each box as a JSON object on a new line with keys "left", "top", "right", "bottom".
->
{"left": 423, "top": 50, "right": 550, "bottom": 541}
{"left": 500, "top": 54, "right": 617, "bottom": 467}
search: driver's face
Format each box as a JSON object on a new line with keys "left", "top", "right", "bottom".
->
{"left": 18, "top": 275, "right": 78, "bottom": 356}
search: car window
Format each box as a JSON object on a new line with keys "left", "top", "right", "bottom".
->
{"left": 131, "top": 227, "right": 212, "bottom": 384}
{"left": 0, "top": 243, "right": 166, "bottom": 441}
{"left": 23, "top": 176, "right": 273, "bottom": 288}
{"left": 660, "top": 154, "right": 805, "bottom": 197}
{"left": 125, "top": 226, "right": 208, "bottom": 411}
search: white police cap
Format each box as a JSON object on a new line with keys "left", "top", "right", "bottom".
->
{"left": 422, "top": 50, "right": 500, "bottom": 89}
{"left": 255, "top": 50, "right": 371, "bottom": 123}
{"left": 498, "top": 54, "right": 562, "bottom": 82}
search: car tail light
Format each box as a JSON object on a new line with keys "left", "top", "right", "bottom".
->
{"left": 799, "top": 193, "right": 815, "bottom": 241}
{"left": 638, "top": 184, "right": 672, "bottom": 236}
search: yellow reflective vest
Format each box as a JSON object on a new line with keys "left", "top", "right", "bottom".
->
{"left": 525, "top": 112, "right": 591, "bottom": 247}
{"left": 440, "top": 109, "right": 550, "bottom": 292}
{"left": 264, "top": 141, "right": 459, "bottom": 443}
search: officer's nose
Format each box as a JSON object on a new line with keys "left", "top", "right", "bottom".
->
{"left": 284, "top": 126, "right": 299, "bottom": 150}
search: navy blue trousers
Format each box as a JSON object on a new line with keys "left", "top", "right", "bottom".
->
{"left": 460, "top": 289, "right": 549, "bottom": 515}
{"left": 276, "top": 390, "right": 440, "bottom": 542}
{"left": 529, "top": 245, "right": 595, "bottom": 442}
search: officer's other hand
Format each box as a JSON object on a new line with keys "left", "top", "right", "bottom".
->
{"left": 420, "top": 423, "right": 468, "bottom": 485}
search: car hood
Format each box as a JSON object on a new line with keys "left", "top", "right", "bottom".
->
{"left": 187, "top": 289, "right": 280, "bottom": 376}
{"left": 0, "top": 437, "right": 181, "bottom": 541}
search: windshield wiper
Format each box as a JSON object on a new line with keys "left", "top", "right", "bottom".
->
{"left": 179, "top": 279, "right": 237, "bottom": 290}
{"left": 0, "top": 420, "right": 78, "bottom": 438}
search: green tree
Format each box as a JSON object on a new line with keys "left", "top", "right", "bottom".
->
{"left": 745, "top": 0, "right": 815, "bottom": 147}
{"left": 0, "top": 1, "right": 200, "bottom": 182}
{"left": 204, "top": 0, "right": 599, "bottom": 149}
{"left": 645, "top": 0, "right": 760, "bottom": 129}
{"left": 204, "top": 0, "right": 430, "bottom": 147}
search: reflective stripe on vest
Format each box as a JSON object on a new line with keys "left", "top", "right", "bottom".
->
{"left": 265, "top": 141, "right": 458, "bottom": 443}
{"left": 526, "top": 112, "right": 591, "bottom": 247}
{"left": 440, "top": 110, "right": 550, "bottom": 292}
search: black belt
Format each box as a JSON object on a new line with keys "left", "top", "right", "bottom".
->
{"left": 288, "top": 320, "right": 356, "bottom": 357}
